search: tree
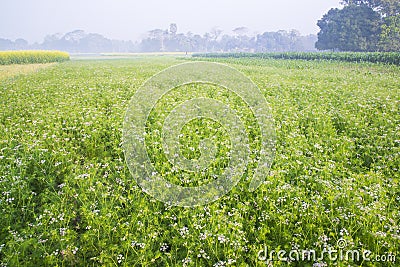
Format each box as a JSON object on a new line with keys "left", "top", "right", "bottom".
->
{"left": 335, "top": 0, "right": 400, "bottom": 51}
{"left": 203, "top": 32, "right": 212, "bottom": 52}
{"left": 14, "top": 38, "right": 29, "bottom": 49}
{"left": 210, "top": 27, "right": 223, "bottom": 41}
{"left": 169, "top": 23, "right": 177, "bottom": 36}
{"left": 316, "top": 5, "right": 381, "bottom": 51}
{"left": 288, "top": 29, "right": 302, "bottom": 51}
{"left": 0, "top": 38, "right": 14, "bottom": 50}
{"left": 147, "top": 29, "right": 164, "bottom": 51}
{"left": 340, "top": 0, "right": 375, "bottom": 8}
{"left": 148, "top": 29, "right": 164, "bottom": 40}
{"left": 379, "top": 14, "right": 400, "bottom": 51}
{"left": 341, "top": 0, "right": 400, "bottom": 16}
{"left": 233, "top": 27, "right": 249, "bottom": 36}
{"left": 375, "top": 0, "right": 400, "bottom": 16}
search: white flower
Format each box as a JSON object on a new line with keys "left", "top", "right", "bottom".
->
{"left": 179, "top": 226, "right": 189, "bottom": 237}
{"left": 160, "top": 243, "right": 169, "bottom": 252}
{"left": 218, "top": 234, "right": 227, "bottom": 243}
{"left": 182, "top": 257, "right": 192, "bottom": 266}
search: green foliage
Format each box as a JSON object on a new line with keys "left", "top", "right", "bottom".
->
{"left": 319, "top": 1, "right": 400, "bottom": 52}
{"left": 368, "top": 0, "right": 400, "bottom": 16}
{"left": 379, "top": 15, "right": 400, "bottom": 52}
{"left": 0, "top": 57, "right": 399, "bottom": 266}
{"left": 340, "top": 0, "right": 375, "bottom": 8}
{"left": 192, "top": 51, "right": 400, "bottom": 65}
{"left": 316, "top": 5, "right": 381, "bottom": 52}
{"left": 341, "top": 0, "right": 400, "bottom": 16}
{"left": 0, "top": 50, "right": 70, "bottom": 65}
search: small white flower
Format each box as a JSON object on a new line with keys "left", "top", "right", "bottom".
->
{"left": 160, "top": 243, "right": 169, "bottom": 252}
{"left": 179, "top": 226, "right": 189, "bottom": 237}
{"left": 218, "top": 234, "right": 227, "bottom": 243}
{"left": 117, "top": 254, "right": 124, "bottom": 264}
{"left": 182, "top": 257, "right": 192, "bottom": 266}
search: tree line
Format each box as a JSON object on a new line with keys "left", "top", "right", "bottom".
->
{"left": 316, "top": 0, "right": 400, "bottom": 51}
{"left": 0, "top": 27, "right": 317, "bottom": 53}
{"left": 140, "top": 24, "right": 317, "bottom": 52}
{"left": 1, "top": 0, "right": 398, "bottom": 53}
{"left": 0, "top": 30, "right": 135, "bottom": 53}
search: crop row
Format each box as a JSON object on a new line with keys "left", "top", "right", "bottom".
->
{"left": 0, "top": 50, "right": 70, "bottom": 65}
{"left": 192, "top": 52, "right": 400, "bottom": 65}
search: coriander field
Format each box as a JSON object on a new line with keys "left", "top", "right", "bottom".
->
{"left": 0, "top": 56, "right": 399, "bottom": 266}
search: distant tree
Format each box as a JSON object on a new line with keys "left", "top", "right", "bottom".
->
{"left": 204, "top": 28, "right": 223, "bottom": 51}
{"left": 111, "top": 40, "right": 136, "bottom": 52}
{"left": 210, "top": 27, "right": 223, "bottom": 41}
{"left": 253, "top": 30, "right": 307, "bottom": 52}
{"left": 288, "top": 29, "right": 302, "bottom": 50}
{"left": 0, "top": 38, "right": 14, "bottom": 50}
{"left": 165, "top": 25, "right": 180, "bottom": 51}
{"left": 316, "top": 5, "right": 381, "bottom": 51}
{"left": 169, "top": 23, "right": 178, "bottom": 36}
{"left": 191, "top": 34, "right": 204, "bottom": 51}
{"left": 219, "top": 34, "right": 240, "bottom": 52}
{"left": 42, "top": 30, "right": 131, "bottom": 52}
{"left": 80, "top": 33, "right": 113, "bottom": 53}
{"left": 148, "top": 29, "right": 164, "bottom": 40}
{"left": 275, "top": 30, "right": 293, "bottom": 51}
{"left": 299, "top": 34, "right": 318, "bottom": 52}
{"left": 159, "top": 29, "right": 169, "bottom": 51}
{"left": 255, "top": 32, "right": 277, "bottom": 52}
{"left": 42, "top": 33, "right": 63, "bottom": 50}
{"left": 139, "top": 24, "right": 326, "bottom": 52}
{"left": 203, "top": 32, "right": 212, "bottom": 52}
{"left": 233, "top": 27, "right": 249, "bottom": 36}
{"left": 14, "top": 38, "right": 29, "bottom": 49}
{"left": 147, "top": 29, "right": 164, "bottom": 51}
{"left": 231, "top": 27, "right": 251, "bottom": 52}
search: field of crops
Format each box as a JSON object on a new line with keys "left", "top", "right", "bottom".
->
{"left": 193, "top": 52, "right": 400, "bottom": 65}
{"left": 0, "top": 63, "right": 56, "bottom": 81}
{"left": 0, "top": 50, "right": 70, "bottom": 65}
{"left": 0, "top": 56, "right": 399, "bottom": 266}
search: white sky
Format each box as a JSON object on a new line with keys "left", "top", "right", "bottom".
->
{"left": 1, "top": 0, "right": 342, "bottom": 43}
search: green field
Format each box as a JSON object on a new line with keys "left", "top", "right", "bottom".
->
{"left": 0, "top": 63, "right": 55, "bottom": 81}
{"left": 0, "top": 56, "right": 399, "bottom": 266}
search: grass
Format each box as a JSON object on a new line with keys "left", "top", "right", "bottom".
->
{"left": 0, "top": 56, "right": 399, "bottom": 266}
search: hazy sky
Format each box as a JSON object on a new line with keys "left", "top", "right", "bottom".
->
{"left": 1, "top": 0, "right": 342, "bottom": 43}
